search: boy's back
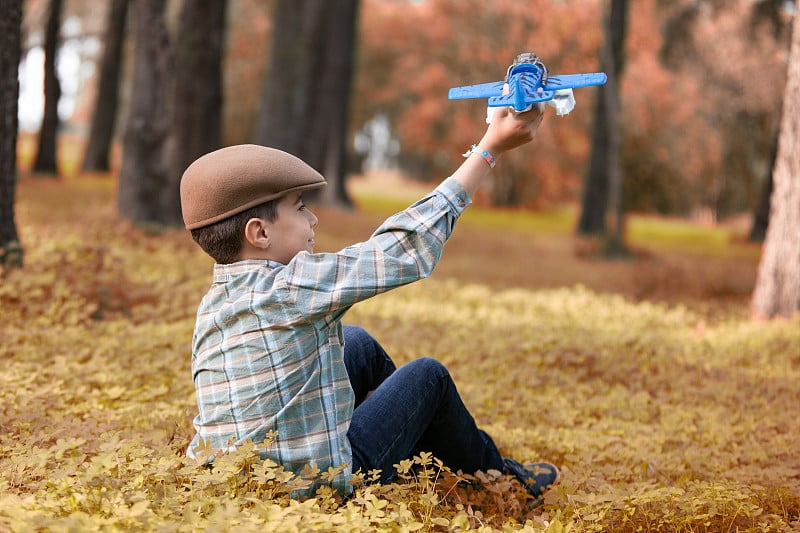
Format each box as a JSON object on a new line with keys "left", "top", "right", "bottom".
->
{"left": 190, "top": 259, "right": 354, "bottom": 492}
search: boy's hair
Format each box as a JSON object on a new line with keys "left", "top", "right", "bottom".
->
{"left": 190, "top": 200, "right": 279, "bottom": 264}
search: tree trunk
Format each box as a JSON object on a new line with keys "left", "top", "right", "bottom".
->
{"left": 254, "top": 0, "right": 359, "bottom": 208}
{"left": 312, "top": 0, "right": 358, "bottom": 208}
{"left": 169, "top": 0, "right": 227, "bottom": 181}
{"left": 117, "top": 0, "right": 176, "bottom": 225}
{"left": 749, "top": 122, "right": 780, "bottom": 242}
{"left": 32, "top": 0, "right": 62, "bottom": 175}
{"left": 751, "top": 13, "right": 800, "bottom": 319}
{"left": 1, "top": 0, "right": 24, "bottom": 270}
{"left": 82, "top": 0, "right": 128, "bottom": 173}
{"left": 577, "top": 0, "right": 628, "bottom": 248}
{"left": 577, "top": 75, "right": 611, "bottom": 235}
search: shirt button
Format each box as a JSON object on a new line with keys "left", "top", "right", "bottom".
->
{"left": 458, "top": 198, "right": 466, "bottom": 207}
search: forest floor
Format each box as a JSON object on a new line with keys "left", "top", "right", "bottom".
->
{"left": 1, "top": 163, "right": 797, "bottom": 532}
{"left": 343, "top": 170, "right": 761, "bottom": 320}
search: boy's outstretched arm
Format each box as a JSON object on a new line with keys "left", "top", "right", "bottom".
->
{"left": 450, "top": 103, "right": 545, "bottom": 198}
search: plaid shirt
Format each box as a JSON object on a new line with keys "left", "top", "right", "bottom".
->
{"left": 187, "top": 178, "right": 471, "bottom": 495}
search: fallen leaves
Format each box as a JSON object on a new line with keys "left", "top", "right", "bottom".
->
{"left": 1, "top": 178, "right": 798, "bottom": 531}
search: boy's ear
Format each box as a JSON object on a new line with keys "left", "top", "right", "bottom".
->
{"left": 243, "top": 217, "right": 271, "bottom": 250}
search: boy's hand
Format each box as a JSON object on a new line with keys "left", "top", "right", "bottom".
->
{"left": 449, "top": 93, "right": 545, "bottom": 197}
{"left": 479, "top": 102, "right": 545, "bottom": 156}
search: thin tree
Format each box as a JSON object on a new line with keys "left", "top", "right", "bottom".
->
{"left": 751, "top": 10, "right": 800, "bottom": 319}
{"left": 168, "top": 0, "right": 227, "bottom": 181}
{"left": 1, "top": 0, "right": 24, "bottom": 270}
{"left": 749, "top": 128, "right": 777, "bottom": 242}
{"left": 577, "top": 0, "right": 629, "bottom": 257}
{"left": 82, "top": 0, "right": 128, "bottom": 173}
{"left": 254, "top": 0, "right": 360, "bottom": 208}
{"left": 117, "top": 0, "right": 175, "bottom": 225}
{"left": 748, "top": 0, "right": 794, "bottom": 241}
{"left": 32, "top": 0, "right": 63, "bottom": 175}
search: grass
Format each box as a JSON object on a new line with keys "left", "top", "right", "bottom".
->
{"left": 1, "top": 162, "right": 797, "bottom": 532}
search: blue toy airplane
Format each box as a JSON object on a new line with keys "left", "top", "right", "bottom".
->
{"left": 448, "top": 52, "right": 607, "bottom": 114}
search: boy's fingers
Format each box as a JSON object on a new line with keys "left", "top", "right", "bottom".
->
{"left": 532, "top": 104, "right": 545, "bottom": 126}
{"left": 493, "top": 105, "right": 511, "bottom": 120}
{"left": 513, "top": 104, "right": 544, "bottom": 129}
{"left": 484, "top": 100, "right": 545, "bottom": 153}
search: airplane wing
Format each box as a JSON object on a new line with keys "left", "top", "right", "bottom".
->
{"left": 544, "top": 73, "right": 607, "bottom": 91}
{"left": 448, "top": 81, "right": 504, "bottom": 100}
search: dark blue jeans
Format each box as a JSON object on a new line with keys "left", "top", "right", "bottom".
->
{"left": 343, "top": 325, "right": 505, "bottom": 483}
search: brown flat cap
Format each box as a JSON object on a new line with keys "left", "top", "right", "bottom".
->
{"left": 180, "top": 144, "right": 326, "bottom": 229}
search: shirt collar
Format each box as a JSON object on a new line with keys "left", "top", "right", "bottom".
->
{"left": 212, "top": 259, "right": 283, "bottom": 282}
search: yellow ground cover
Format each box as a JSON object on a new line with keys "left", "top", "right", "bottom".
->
{"left": 1, "top": 176, "right": 798, "bottom": 531}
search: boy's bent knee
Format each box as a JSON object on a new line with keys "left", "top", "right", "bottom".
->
{"left": 408, "top": 357, "right": 450, "bottom": 379}
{"left": 343, "top": 324, "right": 370, "bottom": 342}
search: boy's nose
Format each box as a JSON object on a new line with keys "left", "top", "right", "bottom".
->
{"left": 309, "top": 211, "right": 318, "bottom": 227}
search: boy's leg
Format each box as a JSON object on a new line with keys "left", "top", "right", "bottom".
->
{"left": 348, "top": 356, "right": 505, "bottom": 483}
{"left": 342, "top": 325, "right": 396, "bottom": 408}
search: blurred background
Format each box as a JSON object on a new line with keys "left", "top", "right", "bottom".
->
{"left": 13, "top": 0, "right": 795, "bottom": 224}
{"left": 3, "top": 0, "right": 799, "bottom": 319}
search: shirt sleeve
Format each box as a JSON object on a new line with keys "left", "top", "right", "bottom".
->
{"left": 283, "top": 178, "right": 472, "bottom": 319}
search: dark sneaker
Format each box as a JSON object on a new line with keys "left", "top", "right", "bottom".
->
{"left": 503, "top": 457, "right": 560, "bottom": 504}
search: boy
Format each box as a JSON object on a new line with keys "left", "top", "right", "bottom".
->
{"left": 179, "top": 102, "right": 559, "bottom": 503}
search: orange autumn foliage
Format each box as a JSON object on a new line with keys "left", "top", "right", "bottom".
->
{"left": 353, "top": 0, "right": 787, "bottom": 215}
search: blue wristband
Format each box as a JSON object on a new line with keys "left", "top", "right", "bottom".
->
{"left": 462, "top": 144, "right": 496, "bottom": 169}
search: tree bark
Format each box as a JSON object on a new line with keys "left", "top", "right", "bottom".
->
{"left": 577, "top": 0, "right": 628, "bottom": 244}
{"left": 32, "top": 0, "right": 63, "bottom": 175}
{"left": 1, "top": 0, "right": 24, "bottom": 269}
{"left": 117, "top": 0, "right": 175, "bottom": 225}
{"left": 751, "top": 12, "right": 800, "bottom": 319}
{"left": 254, "top": 0, "right": 359, "bottom": 208}
{"left": 749, "top": 126, "right": 778, "bottom": 242}
{"left": 312, "top": 0, "right": 358, "bottom": 208}
{"left": 82, "top": 0, "right": 128, "bottom": 173}
{"left": 602, "top": 3, "right": 625, "bottom": 256}
{"left": 577, "top": 74, "right": 611, "bottom": 235}
{"left": 168, "top": 0, "right": 227, "bottom": 180}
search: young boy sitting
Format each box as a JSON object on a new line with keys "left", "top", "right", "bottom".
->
{"left": 179, "top": 102, "right": 559, "bottom": 503}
